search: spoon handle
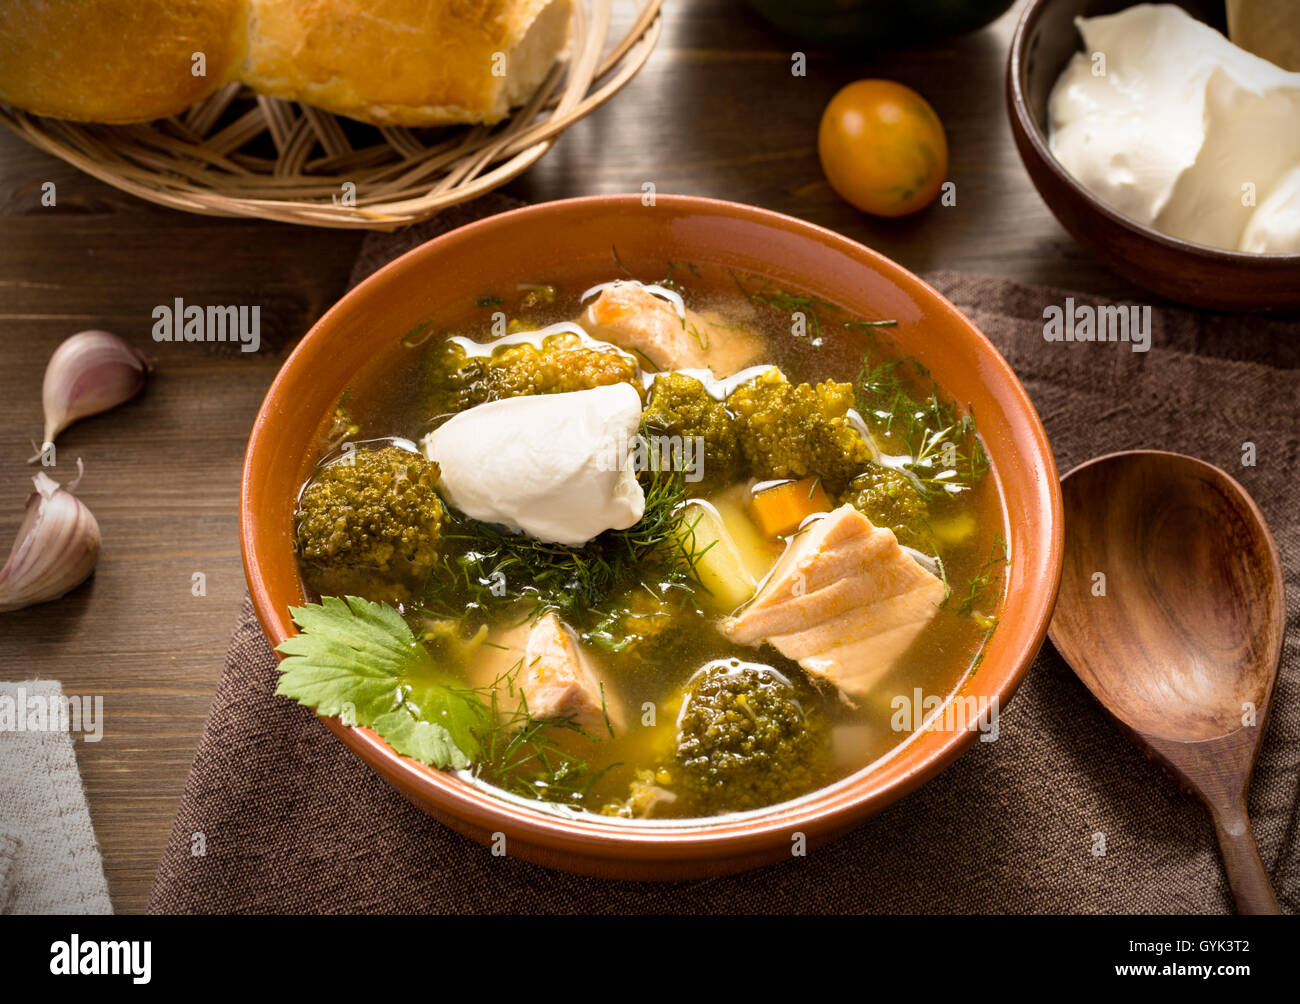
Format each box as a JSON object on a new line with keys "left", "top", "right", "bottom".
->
{"left": 1208, "top": 797, "right": 1280, "bottom": 915}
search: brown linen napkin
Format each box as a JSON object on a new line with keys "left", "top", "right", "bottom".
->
{"left": 149, "top": 202, "right": 1300, "bottom": 914}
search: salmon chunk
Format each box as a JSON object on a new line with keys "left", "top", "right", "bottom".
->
{"left": 722, "top": 504, "right": 946, "bottom": 700}
{"left": 582, "top": 281, "right": 762, "bottom": 376}
{"left": 492, "top": 612, "right": 620, "bottom": 733}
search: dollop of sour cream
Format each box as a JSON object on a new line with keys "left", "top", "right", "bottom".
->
{"left": 423, "top": 383, "right": 646, "bottom": 547}
{"left": 1048, "top": 4, "right": 1300, "bottom": 254}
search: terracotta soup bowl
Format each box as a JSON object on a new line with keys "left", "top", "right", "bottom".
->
{"left": 242, "top": 194, "right": 1063, "bottom": 879}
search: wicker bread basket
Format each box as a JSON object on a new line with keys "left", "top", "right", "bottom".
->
{"left": 0, "top": 0, "right": 662, "bottom": 231}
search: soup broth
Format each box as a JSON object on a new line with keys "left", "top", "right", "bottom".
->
{"left": 288, "top": 261, "right": 1007, "bottom": 819}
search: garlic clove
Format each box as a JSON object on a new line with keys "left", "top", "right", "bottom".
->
{"left": 35, "top": 330, "right": 151, "bottom": 455}
{"left": 0, "top": 459, "right": 101, "bottom": 613}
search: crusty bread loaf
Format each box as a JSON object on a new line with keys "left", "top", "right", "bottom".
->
{"left": 0, "top": 1, "right": 246, "bottom": 124}
{"left": 0, "top": 0, "right": 572, "bottom": 126}
{"left": 242, "top": 0, "right": 573, "bottom": 126}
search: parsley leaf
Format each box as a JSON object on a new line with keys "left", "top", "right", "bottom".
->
{"left": 372, "top": 709, "right": 473, "bottom": 771}
{"left": 274, "top": 595, "right": 488, "bottom": 770}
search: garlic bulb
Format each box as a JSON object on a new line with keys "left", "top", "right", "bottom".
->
{"left": 34, "top": 330, "right": 150, "bottom": 456}
{"left": 0, "top": 461, "right": 101, "bottom": 613}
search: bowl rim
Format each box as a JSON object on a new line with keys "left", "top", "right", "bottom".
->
{"left": 1006, "top": 0, "right": 1300, "bottom": 265}
{"left": 241, "top": 193, "right": 1064, "bottom": 864}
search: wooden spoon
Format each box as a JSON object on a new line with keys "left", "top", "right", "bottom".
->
{"left": 1049, "top": 450, "right": 1285, "bottom": 914}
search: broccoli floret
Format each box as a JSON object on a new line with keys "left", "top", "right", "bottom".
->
{"left": 728, "top": 369, "right": 870, "bottom": 493}
{"left": 673, "top": 659, "right": 830, "bottom": 813}
{"left": 427, "top": 332, "right": 640, "bottom": 416}
{"left": 844, "top": 464, "right": 934, "bottom": 552}
{"left": 643, "top": 372, "right": 743, "bottom": 487}
{"left": 295, "top": 446, "right": 444, "bottom": 603}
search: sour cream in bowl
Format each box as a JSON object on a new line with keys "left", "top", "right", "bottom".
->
{"left": 1008, "top": 0, "right": 1300, "bottom": 310}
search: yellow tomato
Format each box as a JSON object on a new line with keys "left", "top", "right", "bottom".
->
{"left": 818, "top": 80, "right": 948, "bottom": 217}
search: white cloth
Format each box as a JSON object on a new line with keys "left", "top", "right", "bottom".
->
{"left": 0, "top": 680, "right": 111, "bottom": 914}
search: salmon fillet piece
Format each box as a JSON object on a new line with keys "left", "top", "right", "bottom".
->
{"left": 722, "top": 504, "right": 946, "bottom": 700}
{"left": 581, "top": 282, "right": 762, "bottom": 376}
{"left": 480, "top": 612, "right": 620, "bottom": 733}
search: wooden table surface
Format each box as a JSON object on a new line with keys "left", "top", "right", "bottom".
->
{"left": 0, "top": 0, "right": 1141, "bottom": 913}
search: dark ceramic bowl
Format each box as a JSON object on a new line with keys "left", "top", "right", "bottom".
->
{"left": 1008, "top": 0, "right": 1300, "bottom": 312}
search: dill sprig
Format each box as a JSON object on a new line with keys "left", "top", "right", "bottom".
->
{"left": 729, "top": 269, "right": 840, "bottom": 345}
{"left": 855, "top": 357, "right": 989, "bottom": 498}
{"left": 843, "top": 319, "right": 899, "bottom": 331}
{"left": 472, "top": 662, "right": 620, "bottom": 806}
{"left": 629, "top": 346, "right": 662, "bottom": 371}
{"left": 421, "top": 460, "right": 708, "bottom": 635}
{"left": 958, "top": 534, "right": 1008, "bottom": 617}
{"left": 660, "top": 260, "right": 701, "bottom": 295}
{"left": 968, "top": 618, "right": 1000, "bottom": 677}
{"left": 953, "top": 538, "right": 1007, "bottom": 677}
